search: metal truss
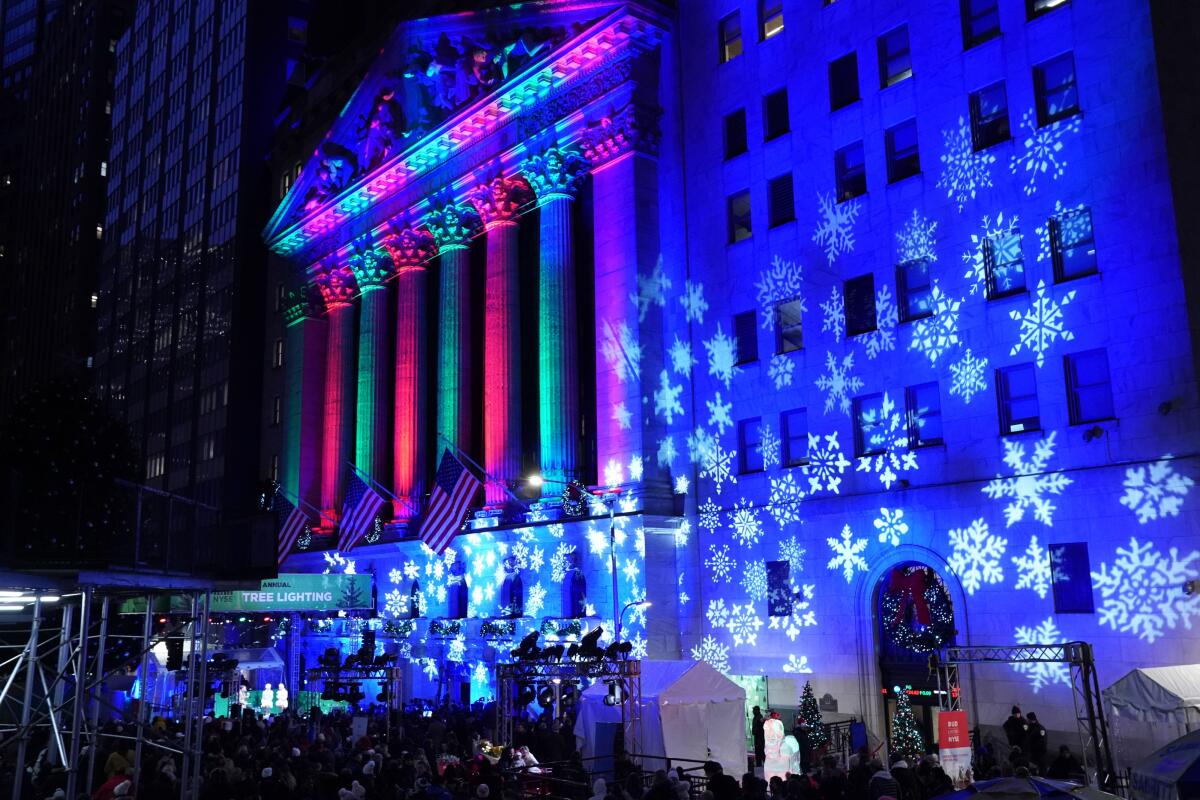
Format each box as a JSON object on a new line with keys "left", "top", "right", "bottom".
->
{"left": 303, "top": 666, "right": 405, "bottom": 709}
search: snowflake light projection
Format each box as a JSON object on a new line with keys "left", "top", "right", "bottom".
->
{"left": 896, "top": 209, "right": 939, "bottom": 263}
{"left": 673, "top": 519, "right": 689, "bottom": 547}
{"left": 937, "top": 115, "right": 996, "bottom": 211}
{"left": 982, "top": 432, "right": 1073, "bottom": 526}
{"left": 1012, "top": 534, "right": 1052, "bottom": 599}
{"left": 1013, "top": 618, "right": 1071, "bottom": 692}
{"left": 704, "top": 323, "right": 739, "bottom": 389}
{"left": 779, "top": 536, "right": 806, "bottom": 575}
{"left": 782, "top": 654, "right": 813, "bottom": 674}
{"left": 707, "top": 392, "right": 733, "bottom": 435}
{"left": 759, "top": 422, "right": 782, "bottom": 469}
{"left": 674, "top": 476, "right": 690, "bottom": 496}
{"left": 629, "top": 633, "right": 648, "bottom": 660}
{"left": 652, "top": 369, "right": 684, "bottom": 424}
{"left": 907, "top": 281, "right": 962, "bottom": 366}
{"left": 680, "top": 280, "right": 708, "bottom": 323}
{"left": 1010, "top": 280, "right": 1077, "bottom": 368}
{"left": 827, "top": 525, "right": 869, "bottom": 583}
{"left": 706, "top": 543, "right": 736, "bottom": 583}
{"left": 600, "top": 319, "right": 641, "bottom": 383}
{"left": 813, "top": 193, "right": 860, "bottom": 264}
{"left": 687, "top": 427, "right": 717, "bottom": 465}
{"left": 860, "top": 285, "right": 898, "bottom": 360}
{"left": 741, "top": 560, "right": 768, "bottom": 601}
{"left": 767, "top": 582, "right": 817, "bottom": 639}
{"left": 706, "top": 598, "right": 730, "bottom": 629}
{"left": 1035, "top": 200, "right": 1088, "bottom": 263}
{"left": 768, "top": 472, "right": 806, "bottom": 529}
{"left": 549, "top": 542, "right": 577, "bottom": 583}
{"left": 854, "top": 392, "right": 919, "bottom": 489}
{"left": 1092, "top": 537, "right": 1200, "bottom": 643}
{"left": 630, "top": 256, "right": 670, "bottom": 322}
{"left": 805, "top": 431, "right": 852, "bottom": 493}
{"left": 947, "top": 518, "right": 1007, "bottom": 595}
{"left": 755, "top": 255, "right": 805, "bottom": 330}
{"left": 820, "top": 286, "right": 845, "bottom": 343}
{"left": 1010, "top": 109, "right": 1083, "bottom": 196}
{"left": 678, "top": 573, "right": 689, "bottom": 607}
{"left": 384, "top": 588, "right": 408, "bottom": 618}
{"left": 768, "top": 354, "right": 795, "bottom": 390}
{"left": 612, "top": 402, "right": 632, "bottom": 430}
{"left": 874, "top": 508, "right": 910, "bottom": 547}
{"left": 699, "top": 497, "right": 721, "bottom": 532}
{"left": 603, "top": 459, "right": 624, "bottom": 489}
{"left": 729, "top": 498, "right": 764, "bottom": 547}
{"left": 628, "top": 455, "right": 644, "bottom": 482}
{"left": 657, "top": 435, "right": 677, "bottom": 468}
{"left": 322, "top": 552, "right": 357, "bottom": 574}
{"left": 690, "top": 635, "right": 731, "bottom": 673}
{"left": 962, "top": 212, "right": 1019, "bottom": 295}
{"left": 669, "top": 335, "right": 696, "bottom": 376}
{"left": 700, "top": 441, "right": 738, "bottom": 495}
{"left": 948, "top": 348, "right": 989, "bottom": 404}
{"left": 815, "top": 351, "right": 864, "bottom": 415}
{"left": 1120, "top": 457, "right": 1195, "bottom": 524}
{"left": 527, "top": 582, "right": 547, "bottom": 617}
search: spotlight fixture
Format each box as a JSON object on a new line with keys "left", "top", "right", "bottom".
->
{"left": 1083, "top": 425, "right": 1104, "bottom": 442}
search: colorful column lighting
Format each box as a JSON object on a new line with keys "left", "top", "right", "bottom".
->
{"left": 350, "top": 246, "right": 394, "bottom": 490}
{"left": 318, "top": 264, "right": 359, "bottom": 517}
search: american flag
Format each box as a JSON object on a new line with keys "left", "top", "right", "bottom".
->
{"left": 421, "top": 449, "right": 481, "bottom": 554}
{"left": 338, "top": 473, "right": 385, "bottom": 553}
{"left": 274, "top": 493, "right": 309, "bottom": 566}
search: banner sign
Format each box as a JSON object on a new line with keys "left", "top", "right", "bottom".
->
{"left": 937, "top": 710, "right": 973, "bottom": 787}
{"left": 210, "top": 574, "right": 373, "bottom": 612}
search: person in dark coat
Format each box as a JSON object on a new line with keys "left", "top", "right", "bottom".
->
{"left": 846, "top": 748, "right": 872, "bottom": 800}
{"left": 1046, "top": 745, "right": 1083, "bottom": 781}
{"left": 1002, "top": 706, "right": 1028, "bottom": 751}
{"left": 752, "top": 707, "right": 766, "bottom": 767}
{"left": 866, "top": 760, "right": 899, "bottom": 800}
{"left": 891, "top": 759, "right": 924, "bottom": 800}
{"left": 1024, "top": 713, "right": 1047, "bottom": 770}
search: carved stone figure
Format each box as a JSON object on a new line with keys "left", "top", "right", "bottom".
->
{"left": 522, "top": 146, "right": 587, "bottom": 199}
{"left": 359, "top": 86, "right": 406, "bottom": 170}
{"left": 302, "top": 140, "right": 358, "bottom": 212}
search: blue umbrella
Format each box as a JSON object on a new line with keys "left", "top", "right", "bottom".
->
{"left": 935, "top": 776, "right": 1086, "bottom": 799}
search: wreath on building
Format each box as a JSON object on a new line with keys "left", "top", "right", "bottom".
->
{"left": 561, "top": 479, "right": 590, "bottom": 517}
{"left": 880, "top": 565, "right": 955, "bottom": 653}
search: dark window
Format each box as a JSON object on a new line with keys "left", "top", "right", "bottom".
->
{"left": 835, "top": 141, "right": 867, "bottom": 201}
{"left": 1027, "top": 0, "right": 1069, "bottom": 20}
{"left": 768, "top": 173, "right": 795, "bottom": 227}
{"left": 1065, "top": 349, "right": 1114, "bottom": 424}
{"left": 844, "top": 273, "right": 877, "bottom": 337}
{"left": 1050, "top": 543, "right": 1095, "bottom": 613}
{"left": 906, "top": 382, "right": 943, "bottom": 447}
{"left": 719, "top": 12, "right": 743, "bottom": 63}
{"left": 970, "top": 81, "right": 1010, "bottom": 150}
{"left": 728, "top": 189, "right": 752, "bottom": 243}
{"left": 782, "top": 408, "right": 809, "bottom": 466}
{"left": 724, "top": 109, "right": 748, "bottom": 159}
{"left": 764, "top": 88, "right": 789, "bottom": 140}
{"left": 829, "top": 52, "right": 859, "bottom": 111}
{"left": 760, "top": 0, "right": 784, "bottom": 39}
{"left": 877, "top": 25, "right": 912, "bottom": 88}
{"left": 775, "top": 297, "right": 804, "bottom": 353}
{"left": 739, "top": 417, "right": 764, "bottom": 473}
{"left": 271, "top": 395, "right": 282, "bottom": 426}
{"left": 734, "top": 310, "right": 758, "bottom": 364}
{"left": 853, "top": 393, "right": 886, "bottom": 456}
{"left": 997, "top": 363, "right": 1040, "bottom": 434}
{"left": 1051, "top": 207, "right": 1097, "bottom": 281}
{"left": 886, "top": 120, "right": 920, "bottom": 183}
{"left": 961, "top": 0, "right": 1000, "bottom": 48}
{"left": 1035, "top": 53, "right": 1080, "bottom": 126}
{"left": 984, "top": 227, "right": 1026, "bottom": 298}
{"left": 897, "top": 259, "right": 933, "bottom": 322}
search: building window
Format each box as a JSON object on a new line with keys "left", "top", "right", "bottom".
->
{"left": 760, "top": 0, "right": 784, "bottom": 39}
{"left": 877, "top": 25, "right": 912, "bottom": 88}
{"left": 984, "top": 226, "right": 1025, "bottom": 298}
{"left": 961, "top": 0, "right": 1000, "bottom": 48}
{"left": 829, "top": 52, "right": 860, "bottom": 111}
{"left": 970, "top": 81, "right": 1010, "bottom": 150}
{"left": 270, "top": 454, "right": 280, "bottom": 483}
{"left": 1065, "top": 349, "right": 1114, "bottom": 424}
{"left": 835, "top": 141, "right": 867, "bottom": 202}
{"left": 781, "top": 408, "right": 809, "bottom": 466}
{"left": 997, "top": 363, "right": 1040, "bottom": 434}
{"left": 885, "top": 120, "right": 920, "bottom": 183}
{"left": 734, "top": 310, "right": 759, "bottom": 364}
{"left": 844, "top": 273, "right": 877, "bottom": 337}
{"left": 1050, "top": 543, "right": 1095, "bottom": 613}
{"left": 272, "top": 338, "right": 284, "bottom": 368}
{"left": 906, "top": 382, "right": 943, "bottom": 447}
{"left": 724, "top": 109, "right": 748, "bottom": 159}
{"left": 728, "top": 190, "right": 752, "bottom": 243}
{"left": 853, "top": 393, "right": 887, "bottom": 456}
{"left": 1027, "top": 0, "right": 1068, "bottom": 20}
{"left": 1051, "top": 207, "right": 1097, "bottom": 281}
{"left": 774, "top": 298, "right": 804, "bottom": 353}
{"left": 719, "top": 12, "right": 743, "bottom": 63}
{"left": 897, "top": 259, "right": 933, "bottom": 322}
{"left": 764, "top": 88, "right": 789, "bottom": 140}
{"left": 768, "top": 173, "right": 794, "bottom": 228}
{"left": 271, "top": 395, "right": 282, "bottom": 426}
{"left": 738, "top": 418, "right": 764, "bottom": 473}
{"left": 1035, "top": 53, "right": 1080, "bottom": 126}
{"left": 274, "top": 282, "right": 286, "bottom": 312}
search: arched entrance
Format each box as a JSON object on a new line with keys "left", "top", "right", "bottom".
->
{"left": 875, "top": 562, "right": 956, "bottom": 755}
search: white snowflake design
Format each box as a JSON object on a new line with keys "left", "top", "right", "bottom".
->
{"left": 1035, "top": 200, "right": 1088, "bottom": 263}
{"left": 767, "top": 582, "right": 817, "bottom": 640}
{"left": 1092, "top": 537, "right": 1200, "bottom": 644}
{"left": 758, "top": 422, "right": 781, "bottom": 469}
{"left": 680, "top": 280, "right": 708, "bottom": 324}
{"left": 948, "top": 348, "right": 989, "bottom": 404}
{"left": 982, "top": 431, "right": 1073, "bottom": 526}
{"left": 384, "top": 589, "right": 408, "bottom": 618}
{"left": 1121, "top": 457, "right": 1195, "bottom": 523}
{"left": 690, "top": 635, "right": 730, "bottom": 673}
{"left": 741, "top": 560, "right": 768, "bottom": 602}
{"left": 1012, "top": 534, "right": 1052, "bottom": 599}
{"left": 703, "top": 323, "right": 739, "bottom": 389}
{"left": 782, "top": 654, "right": 813, "bottom": 674}
{"left": 768, "top": 354, "right": 795, "bottom": 390}
{"left": 612, "top": 402, "right": 632, "bottom": 430}
{"left": 820, "top": 286, "right": 845, "bottom": 343}
{"left": 937, "top": 115, "right": 996, "bottom": 211}
{"left": 1010, "top": 108, "right": 1083, "bottom": 196}
{"left": 907, "top": 281, "right": 962, "bottom": 366}
{"left": 657, "top": 434, "right": 677, "bottom": 468}
{"left": 962, "top": 212, "right": 1020, "bottom": 296}
{"left": 706, "top": 599, "right": 730, "bottom": 629}
{"left": 1013, "top": 618, "right": 1071, "bottom": 692}
{"left": 779, "top": 536, "right": 806, "bottom": 575}
{"left": 768, "top": 472, "right": 806, "bottom": 529}
{"left": 707, "top": 391, "right": 733, "bottom": 435}
{"left": 549, "top": 542, "right": 577, "bottom": 583}
{"left": 815, "top": 351, "right": 864, "bottom": 415}
{"left": 896, "top": 208, "right": 939, "bottom": 263}
{"left": 729, "top": 498, "right": 764, "bottom": 547}
{"left": 687, "top": 427, "right": 717, "bottom": 466}
{"left": 706, "top": 543, "right": 736, "bottom": 583}
{"left": 874, "top": 508, "right": 910, "bottom": 547}
{"left": 603, "top": 458, "right": 624, "bottom": 489}
{"left": 947, "top": 518, "right": 1007, "bottom": 595}
{"left": 827, "top": 525, "right": 869, "bottom": 583}
{"left": 669, "top": 335, "right": 696, "bottom": 377}
{"left": 653, "top": 369, "right": 684, "bottom": 424}
{"left": 699, "top": 497, "right": 721, "bottom": 532}
{"left": 860, "top": 284, "right": 899, "bottom": 360}
{"left": 674, "top": 476, "right": 690, "bottom": 496}
{"left": 755, "top": 255, "right": 805, "bottom": 331}
{"left": 601, "top": 319, "right": 642, "bottom": 383}
{"left": 813, "top": 192, "right": 860, "bottom": 264}
{"left": 700, "top": 441, "right": 738, "bottom": 496}
{"left": 527, "top": 581, "right": 547, "bottom": 617}
{"left": 805, "top": 431, "right": 852, "bottom": 494}
{"left": 630, "top": 256, "right": 671, "bottom": 322}
{"left": 854, "top": 391, "right": 919, "bottom": 490}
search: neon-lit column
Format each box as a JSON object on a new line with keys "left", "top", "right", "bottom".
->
{"left": 471, "top": 174, "right": 532, "bottom": 504}
{"left": 317, "top": 264, "right": 358, "bottom": 518}
{"left": 350, "top": 246, "right": 393, "bottom": 491}
{"left": 281, "top": 285, "right": 326, "bottom": 512}
{"left": 426, "top": 201, "right": 480, "bottom": 460}
{"left": 382, "top": 227, "right": 436, "bottom": 517}
{"left": 524, "top": 147, "right": 587, "bottom": 488}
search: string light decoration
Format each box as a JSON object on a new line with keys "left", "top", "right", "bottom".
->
{"left": 890, "top": 689, "right": 926, "bottom": 759}
{"left": 561, "top": 479, "right": 590, "bottom": 517}
{"left": 798, "top": 679, "right": 829, "bottom": 751}
{"left": 880, "top": 565, "right": 955, "bottom": 653}
{"left": 364, "top": 515, "right": 383, "bottom": 545}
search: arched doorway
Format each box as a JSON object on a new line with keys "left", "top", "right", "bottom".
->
{"left": 875, "top": 562, "right": 956, "bottom": 755}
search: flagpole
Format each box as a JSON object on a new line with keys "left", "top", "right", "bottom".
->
{"left": 346, "top": 462, "right": 420, "bottom": 518}
{"left": 435, "top": 432, "right": 530, "bottom": 512}
{"left": 274, "top": 484, "right": 337, "bottom": 529}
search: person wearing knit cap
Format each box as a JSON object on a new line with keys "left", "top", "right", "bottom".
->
{"left": 363, "top": 759, "right": 376, "bottom": 776}
{"left": 113, "top": 781, "right": 132, "bottom": 797}
{"left": 1003, "top": 705, "right": 1028, "bottom": 751}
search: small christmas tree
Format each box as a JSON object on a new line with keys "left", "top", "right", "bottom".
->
{"left": 890, "top": 691, "right": 925, "bottom": 759}
{"left": 798, "top": 680, "right": 829, "bottom": 751}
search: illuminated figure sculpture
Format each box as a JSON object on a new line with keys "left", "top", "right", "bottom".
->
{"left": 261, "top": 683, "right": 274, "bottom": 714}
{"left": 763, "top": 715, "right": 788, "bottom": 782}
{"left": 276, "top": 682, "right": 289, "bottom": 710}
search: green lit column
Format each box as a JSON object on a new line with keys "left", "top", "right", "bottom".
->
{"left": 281, "top": 284, "right": 326, "bottom": 513}
{"left": 350, "top": 246, "right": 393, "bottom": 490}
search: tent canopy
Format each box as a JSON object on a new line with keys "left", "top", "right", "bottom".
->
{"left": 1104, "top": 666, "right": 1200, "bottom": 725}
{"left": 212, "top": 647, "right": 285, "bottom": 672}
{"left": 1132, "top": 728, "right": 1200, "bottom": 800}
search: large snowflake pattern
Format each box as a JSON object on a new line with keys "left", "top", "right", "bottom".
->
{"left": 813, "top": 193, "right": 861, "bottom": 264}
{"left": 630, "top": 256, "right": 671, "bottom": 322}
{"left": 705, "top": 598, "right": 730, "bottom": 629}
{"left": 947, "top": 518, "right": 1007, "bottom": 594}
{"left": 729, "top": 498, "right": 764, "bottom": 547}
{"left": 657, "top": 434, "right": 677, "bottom": 468}
{"left": 982, "top": 431, "right": 1073, "bottom": 526}
{"left": 767, "top": 582, "right": 816, "bottom": 639}
{"left": 680, "top": 280, "right": 708, "bottom": 323}
{"left": 1120, "top": 457, "right": 1194, "bottom": 524}
{"left": 706, "top": 543, "right": 736, "bottom": 583}
{"left": 704, "top": 323, "right": 740, "bottom": 389}
{"left": 707, "top": 391, "right": 733, "bottom": 435}
{"left": 690, "top": 635, "right": 730, "bottom": 673}
{"left": 1012, "top": 534, "right": 1052, "bottom": 599}
{"left": 699, "top": 497, "right": 721, "bottom": 532}
{"left": 1013, "top": 618, "right": 1071, "bottom": 692}
{"left": 896, "top": 209, "right": 939, "bottom": 263}
{"left": 653, "top": 369, "right": 684, "bottom": 424}
{"left": 782, "top": 654, "right": 813, "bottom": 674}
{"left": 779, "top": 536, "right": 806, "bottom": 575}
{"left": 855, "top": 391, "right": 919, "bottom": 489}
{"left": 820, "top": 286, "right": 845, "bottom": 343}
{"left": 701, "top": 441, "right": 738, "bottom": 495}
{"left": 1092, "top": 537, "right": 1200, "bottom": 643}
{"left": 1035, "top": 200, "right": 1088, "bottom": 263}
{"left": 962, "top": 212, "right": 1019, "bottom": 295}
{"left": 741, "top": 560, "right": 768, "bottom": 601}
{"left": 860, "top": 284, "right": 899, "bottom": 360}
{"left": 907, "top": 281, "right": 962, "bottom": 366}
{"left": 815, "top": 351, "right": 864, "bottom": 415}
{"left": 937, "top": 115, "right": 996, "bottom": 211}
{"left": 668, "top": 335, "right": 696, "bottom": 377}
{"left": 827, "top": 525, "right": 869, "bottom": 583}
{"left": 1010, "top": 108, "right": 1083, "bottom": 196}
{"left": 805, "top": 431, "right": 852, "bottom": 493}
{"left": 874, "top": 507, "right": 910, "bottom": 547}
{"left": 768, "top": 354, "right": 795, "bottom": 390}
{"left": 768, "top": 472, "right": 806, "bottom": 529}
{"left": 948, "top": 348, "right": 989, "bottom": 404}
{"left": 759, "top": 422, "right": 782, "bottom": 469}
{"left": 755, "top": 255, "right": 805, "bottom": 330}
{"left": 601, "top": 319, "right": 642, "bottom": 383}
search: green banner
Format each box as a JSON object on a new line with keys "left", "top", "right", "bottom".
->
{"left": 118, "top": 573, "right": 374, "bottom": 614}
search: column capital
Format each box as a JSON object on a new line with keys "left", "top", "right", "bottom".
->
{"left": 425, "top": 200, "right": 480, "bottom": 252}
{"left": 348, "top": 246, "right": 393, "bottom": 290}
{"left": 521, "top": 146, "right": 588, "bottom": 203}
{"left": 283, "top": 284, "right": 325, "bottom": 326}
{"left": 470, "top": 173, "right": 533, "bottom": 228}
{"left": 381, "top": 226, "right": 436, "bottom": 270}
{"left": 316, "top": 264, "right": 358, "bottom": 309}
{"left": 580, "top": 101, "right": 661, "bottom": 167}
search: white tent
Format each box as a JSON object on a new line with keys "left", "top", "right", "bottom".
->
{"left": 1103, "top": 665, "right": 1200, "bottom": 770}
{"left": 574, "top": 660, "right": 746, "bottom": 777}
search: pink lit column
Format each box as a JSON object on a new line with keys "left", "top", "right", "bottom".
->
{"left": 318, "top": 265, "right": 358, "bottom": 518}
{"left": 281, "top": 285, "right": 326, "bottom": 513}
{"left": 350, "top": 248, "right": 393, "bottom": 489}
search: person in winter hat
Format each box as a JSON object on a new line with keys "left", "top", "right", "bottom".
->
{"left": 1025, "top": 712, "right": 1048, "bottom": 768}
{"left": 1003, "top": 706, "right": 1028, "bottom": 751}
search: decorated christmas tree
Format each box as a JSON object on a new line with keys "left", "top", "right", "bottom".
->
{"left": 798, "top": 680, "right": 829, "bottom": 751}
{"left": 890, "top": 690, "right": 925, "bottom": 759}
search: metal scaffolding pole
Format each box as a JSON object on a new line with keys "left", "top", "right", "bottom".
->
{"left": 11, "top": 596, "right": 42, "bottom": 800}
{"left": 132, "top": 594, "right": 153, "bottom": 797}
{"left": 64, "top": 587, "right": 93, "bottom": 800}
{"left": 85, "top": 595, "right": 111, "bottom": 792}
